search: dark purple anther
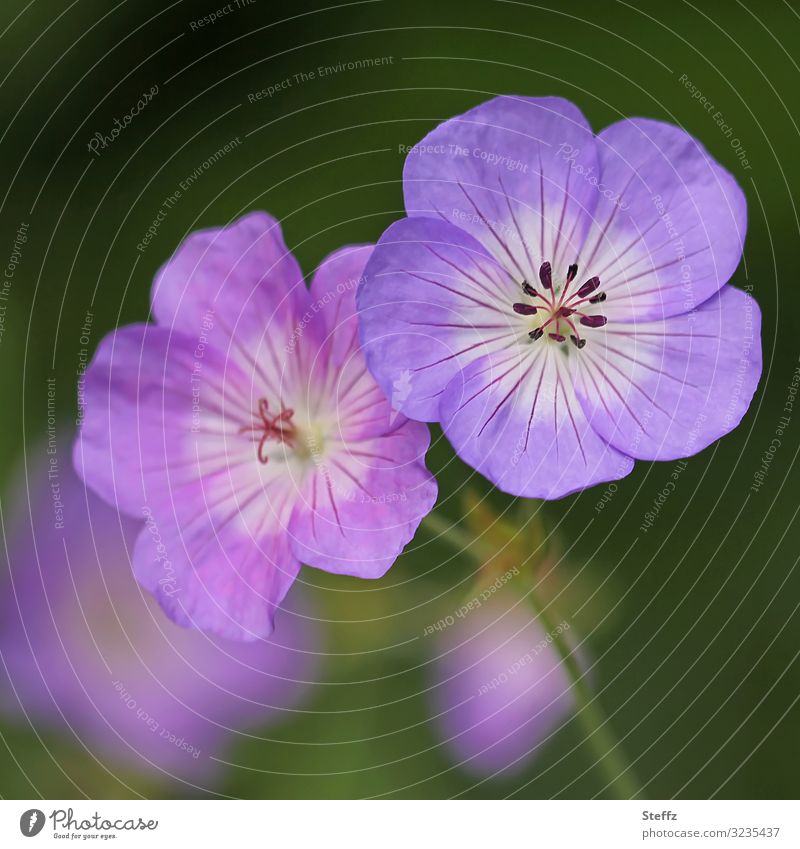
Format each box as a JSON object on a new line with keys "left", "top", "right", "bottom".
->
{"left": 566, "top": 263, "right": 578, "bottom": 283}
{"left": 522, "top": 282, "right": 538, "bottom": 297}
{"left": 513, "top": 303, "right": 538, "bottom": 315}
{"left": 529, "top": 328, "right": 544, "bottom": 341}
{"left": 577, "top": 276, "right": 601, "bottom": 298}
{"left": 580, "top": 315, "right": 608, "bottom": 328}
{"left": 589, "top": 292, "right": 606, "bottom": 304}
{"left": 560, "top": 307, "right": 574, "bottom": 317}
{"left": 548, "top": 333, "right": 566, "bottom": 342}
{"left": 570, "top": 335, "right": 586, "bottom": 349}
{"left": 538, "top": 262, "right": 552, "bottom": 290}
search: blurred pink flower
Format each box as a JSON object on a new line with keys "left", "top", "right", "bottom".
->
{"left": 0, "top": 450, "right": 319, "bottom": 788}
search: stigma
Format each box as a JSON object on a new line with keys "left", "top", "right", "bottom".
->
{"left": 240, "top": 398, "right": 297, "bottom": 464}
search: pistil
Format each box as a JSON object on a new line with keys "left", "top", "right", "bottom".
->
{"left": 240, "top": 398, "right": 297, "bottom": 464}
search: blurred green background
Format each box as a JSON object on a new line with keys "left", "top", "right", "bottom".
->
{"left": 0, "top": 0, "right": 798, "bottom": 799}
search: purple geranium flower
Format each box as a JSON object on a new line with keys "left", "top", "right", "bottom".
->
{"left": 0, "top": 451, "right": 318, "bottom": 786}
{"left": 430, "top": 591, "right": 573, "bottom": 778}
{"left": 74, "top": 212, "right": 437, "bottom": 640}
{"left": 358, "top": 96, "right": 762, "bottom": 498}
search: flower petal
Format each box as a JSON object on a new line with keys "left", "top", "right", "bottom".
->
{"left": 308, "top": 243, "right": 373, "bottom": 367}
{"left": 150, "top": 211, "right": 312, "bottom": 364}
{"left": 403, "top": 95, "right": 600, "bottom": 280}
{"left": 74, "top": 324, "right": 253, "bottom": 516}
{"left": 133, "top": 514, "right": 300, "bottom": 641}
{"left": 313, "top": 346, "right": 404, "bottom": 442}
{"left": 288, "top": 420, "right": 438, "bottom": 577}
{"left": 573, "top": 286, "right": 761, "bottom": 460}
{"left": 358, "top": 216, "right": 522, "bottom": 422}
{"left": 439, "top": 346, "right": 634, "bottom": 499}
{"left": 75, "top": 323, "right": 309, "bottom": 639}
{"left": 579, "top": 118, "right": 747, "bottom": 322}
{"left": 297, "top": 243, "right": 411, "bottom": 441}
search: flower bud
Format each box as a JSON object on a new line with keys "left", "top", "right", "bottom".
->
{"left": 429, "top": 590, "right": 575, "bottom": 777}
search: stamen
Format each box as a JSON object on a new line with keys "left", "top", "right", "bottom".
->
{"left": 518, "top": 260, "right": 609, "bottom": 350}
{"left": 560, "top": 313, "right": 582, "bottom": 341}
{"left": 577, "top": 276, "right": 600, "bottom": 298}
{"left": 579, "top": 315, "right": 608, "bottom": 328}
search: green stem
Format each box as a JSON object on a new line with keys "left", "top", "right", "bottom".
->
{"left": 422, "top": 512, "right": 643, "bottom": 799}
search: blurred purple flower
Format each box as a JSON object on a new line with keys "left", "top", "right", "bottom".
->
{"left": 0, "top": 453, "right": 319, "bottom": 785}
{"left": 74, "top": 212, "right": 437, "bottom": 640}
{"left": 430, "top": 592, "right": 574, "bottom": 778}
{"left": 358, "top": 96, "right": 762, "bottom": 498}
